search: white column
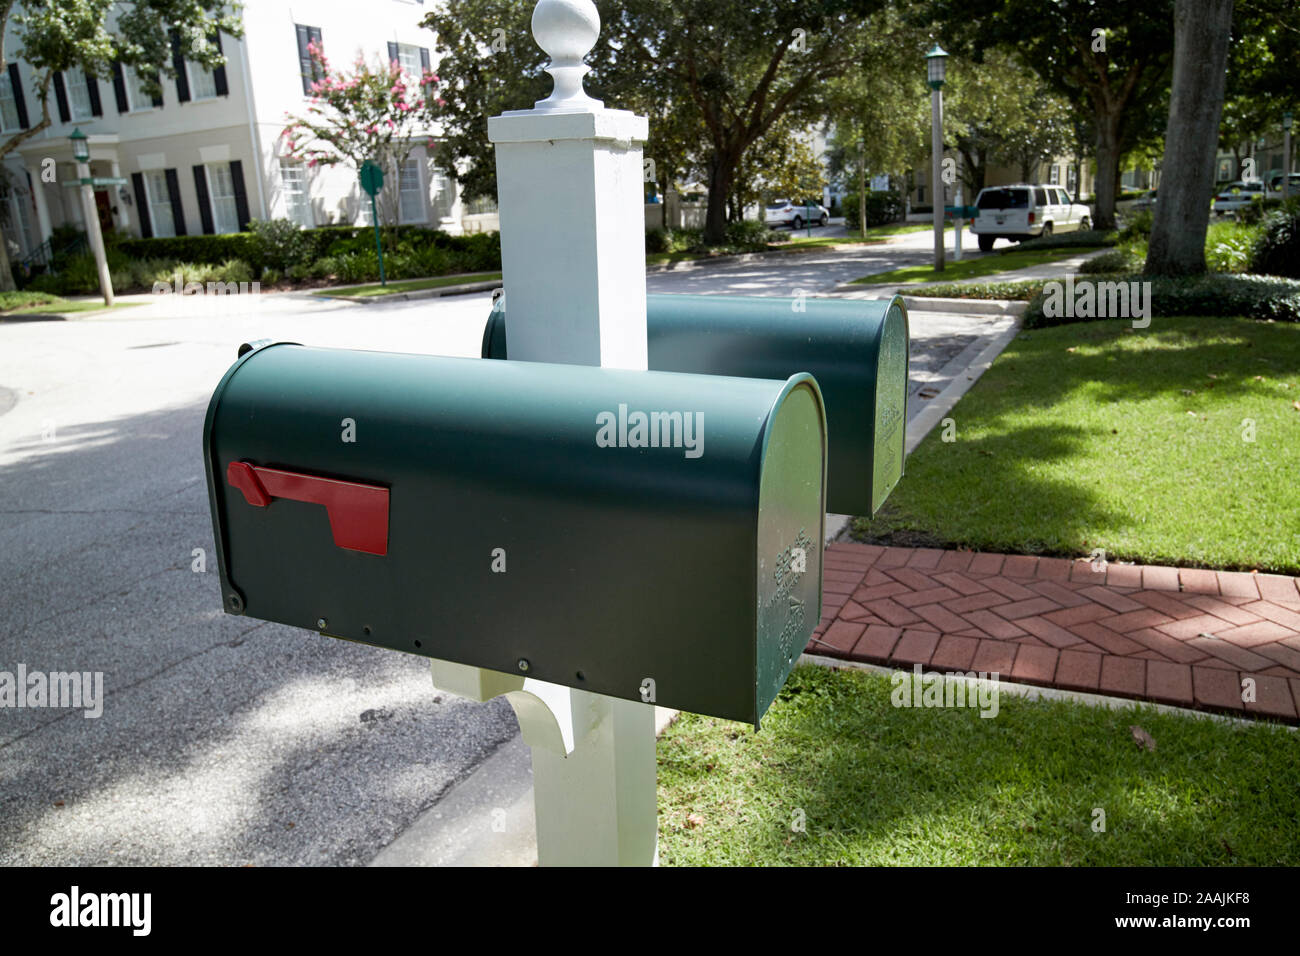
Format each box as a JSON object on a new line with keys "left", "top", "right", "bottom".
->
{"left": 111, "top": 160, "right": 130, "bottom": 232}
{"left": 430, "top": 0, "right": 658, "bottom": 867}
{"left": 27, "top": 167, "right": 53, "bottom": 246}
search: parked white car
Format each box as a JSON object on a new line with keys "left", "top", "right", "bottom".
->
{"left": 1211, "top": 180, "right": 1266, "bottom": 216}
{"left": 1265, "top": 173, "right": 1300, "bottom": 201}
{"left": 765, "top": 199, "right": 829, "bottom": 230}
{"left": 970, "top": 184, "right": 1092, "bottom": 251}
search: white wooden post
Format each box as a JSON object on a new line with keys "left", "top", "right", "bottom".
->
{"left": 429, "top": 0, "right": 658, "bottom": 866}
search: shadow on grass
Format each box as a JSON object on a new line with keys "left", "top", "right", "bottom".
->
{"left": 657, "top": 666, "right": 1300, "bottom": 866}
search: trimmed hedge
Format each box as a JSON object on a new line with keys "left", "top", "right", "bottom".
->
{"left": 113, "top": 224, "right": 502, "bottom": 275}
{"left": 1023, "top": 273, "right": 1300, "bottom": 327}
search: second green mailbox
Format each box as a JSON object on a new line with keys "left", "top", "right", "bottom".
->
{"left": 203, "top": 344, "right": 826, "bottom": 727}
{"left": 483, "top": 293, "right": 909, "bottom": 517}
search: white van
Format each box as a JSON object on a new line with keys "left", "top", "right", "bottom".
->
{"left": 971, "top": 184, "right": 1092, "bottom": 251}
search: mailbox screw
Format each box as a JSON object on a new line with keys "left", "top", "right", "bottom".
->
{"left": 317, "top": 618, "right": 328, "bottom": 630}
{"left": 517, "top": 658, "right": 531, "bottom": 673}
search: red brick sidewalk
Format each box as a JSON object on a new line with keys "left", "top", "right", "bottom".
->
{"left": 810, "top": 543, "right": 1300, "bottom": 722}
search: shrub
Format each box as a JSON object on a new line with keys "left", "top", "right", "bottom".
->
{"left": 1204, "top": 221, "right": 1261, "bottom": 274}
{"left": 261, "top": 267, "right": 283, "bottom": 287}
{"left": 723, "top": 218, "right": 773, "bottom": 251}
{"left": 1117, "top": 210, "right": 1153, "bottom": 242}
{"left": 843, "top": 190, "right": 905, "bottom": 231}
{"left": 1249, "top": 200, "right": 1300, "bottom": 278}
{"left": 645, "top": 227, "right": 670, "bottom": 254}
{"left": 248, "top": 218, "right": 313, "bottom": 272}
{"left": 215, "top": 259, "right": 255, "bottom": 285}
{"left": 1023, "top": 273, "right": 1300, "bottom": 327}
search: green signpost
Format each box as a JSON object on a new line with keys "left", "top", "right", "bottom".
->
{"left": 359, "top": 160, "right": 387, "bottom": 287}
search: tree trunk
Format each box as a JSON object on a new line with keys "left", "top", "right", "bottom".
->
{"left": 1092, "top": 108, "right": 1123, "bottom": 230}
{"left": 1146, "top": 0, "right": 1234, "bottom": 277}
{"left": 704, "top": 154, "right": 732, "bottom": 245}
{"left": 0, "top": 225, "right": 15, "bottom": 292}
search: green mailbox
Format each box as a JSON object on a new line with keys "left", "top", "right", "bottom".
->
{"left": 483, "top": 293, "right": 908, "bottom": 516}
{"left": 203, "top": 343, "right": 827, "bottom": 726}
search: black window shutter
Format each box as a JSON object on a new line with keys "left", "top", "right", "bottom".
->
{"left": 419, "top": 48, "right": 433, "bottom": 104}
{"left": 132, "top": 172, "right": 153, "bottom": 238}
{"left": 170, "top": 30, "right": 191, "bottom": 103}
{"left": 387, "top": 41, "right": 399, "bottom": 67}
{"left": 8, "top": 64, "right": 28, "bottom": 129}
{"left": 230, "top": 159, "right": 251, "bottom": 231}
{"left": 296, "top": 25, "right": 313, "bottom": 94}
{"left": 53, "top": 71, "right": 71, "bottom": 123}
{"left": 193, "top": 165, "right": 214, "bottom": 234}
{"left": 165, "top": 168, "right": 187, "bottom": 235}
{"left": 212, "top": 32, "right": 228, "bottom": 96}
{"left": 151, "top": 82, "right": 163, "bottom": 108}
{"left": 111, "top": 62, "right": 129, "bottom": 112}
{"left": 87, "top": 75, "right": 102, "bottom": 116}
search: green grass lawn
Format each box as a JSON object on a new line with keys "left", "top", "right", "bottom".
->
{"left": 321, "top": 271, "right": 502, "bottom": 298}
{"left": 854, "top": 315, "right": 1300, "bottom": 574}
{"left": 853, "top": 245, "right": 1105, "bottom": 286}
{"left": 0, "top": 299, "right": 143, "bottom": 319}
{"left": 658, "top": 665, "right": 1300, "bottom": 866}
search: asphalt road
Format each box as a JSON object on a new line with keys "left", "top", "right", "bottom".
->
{"left": 0, "top": 233, "right": 1000, "bottom": 864}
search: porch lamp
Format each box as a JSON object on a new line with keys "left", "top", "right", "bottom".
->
{"left": 925, "top": 44, "right": 949, "bottom": 271}
{"left": 69, "top": 127, "right": 90, "bottom": 163}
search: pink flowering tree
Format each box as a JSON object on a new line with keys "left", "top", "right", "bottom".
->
{"left": 281, "top": 43, "right": 444, "bottom": 224}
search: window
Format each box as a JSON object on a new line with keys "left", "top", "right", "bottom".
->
{"left": 125, "top": 66, "right": 157, "bottom": 111}
{"left": 395, "top": 43, "right": 423, "bottom": 75}
{"left": 1048, "top": 164, "right": 1060, "bottom": 185}
{"left": 1052, "top": 188, "right": 1068, "bottom": 205}
{"left": 280, "top": 160, "right": 313, "bottom": 227}
{"left": 398, "top": 158, "right": 425, "bottom": 223}
{"left": 144, "top": 170, "right": 176, "bottom": 237}
{"left": 1034, "top": 187, "right": 1050, "bottom": 206}
{"left": 0, "top": 73, "right": 20, "bottom": 131}
{"left": 296, "top": 25, "right": 324, "bottom": 95}
{"left": 187, "top": 58, "right": 218, "bottom": 101}
{"left": 430, "top": 169, "right": 455, "bottom": 221}
{"left": 205, "top": 162, "right": 240, "bottom": 234}
{"left": 68, "top": 69, "right": 94, "bottom": 121}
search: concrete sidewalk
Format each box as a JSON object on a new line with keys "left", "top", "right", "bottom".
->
{"left": 814, "top": 543, "right": 1300, "bottom": 722}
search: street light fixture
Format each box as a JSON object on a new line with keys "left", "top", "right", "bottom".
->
{"left": 926, "top": 44, "right": 948, "bottom": 91}
{"left": 926, "top": 44, "right": 949, "bottom": 271}
{"left": 69, "top": 127, "right": 114, "bottom": 306}
{"left": 69, "top": 127, "right": 90, "bottom": 163}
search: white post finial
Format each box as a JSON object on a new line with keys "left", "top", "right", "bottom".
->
{"left": 532, "top": 0, "right": 604, "bottom": 112}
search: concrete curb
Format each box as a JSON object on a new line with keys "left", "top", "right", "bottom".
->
{"left": 904, "top": 315, "right": 1022, "bottom": 457}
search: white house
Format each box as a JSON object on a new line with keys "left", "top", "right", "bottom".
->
{"left": 1, "top": 0, "right": 471, "bottom": 267}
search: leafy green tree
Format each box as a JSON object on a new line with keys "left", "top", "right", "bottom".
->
{"left": 0, "top": 0, "right": 241, "bottom": 290}
{"left": 919, "top": 0, "right": 1175, "bottom": 229}
{"left": 731, "top": 114, "right": 826, "bottom": 214}
{"left": 423, "top": 0, "right": 885, "bottom": 244}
